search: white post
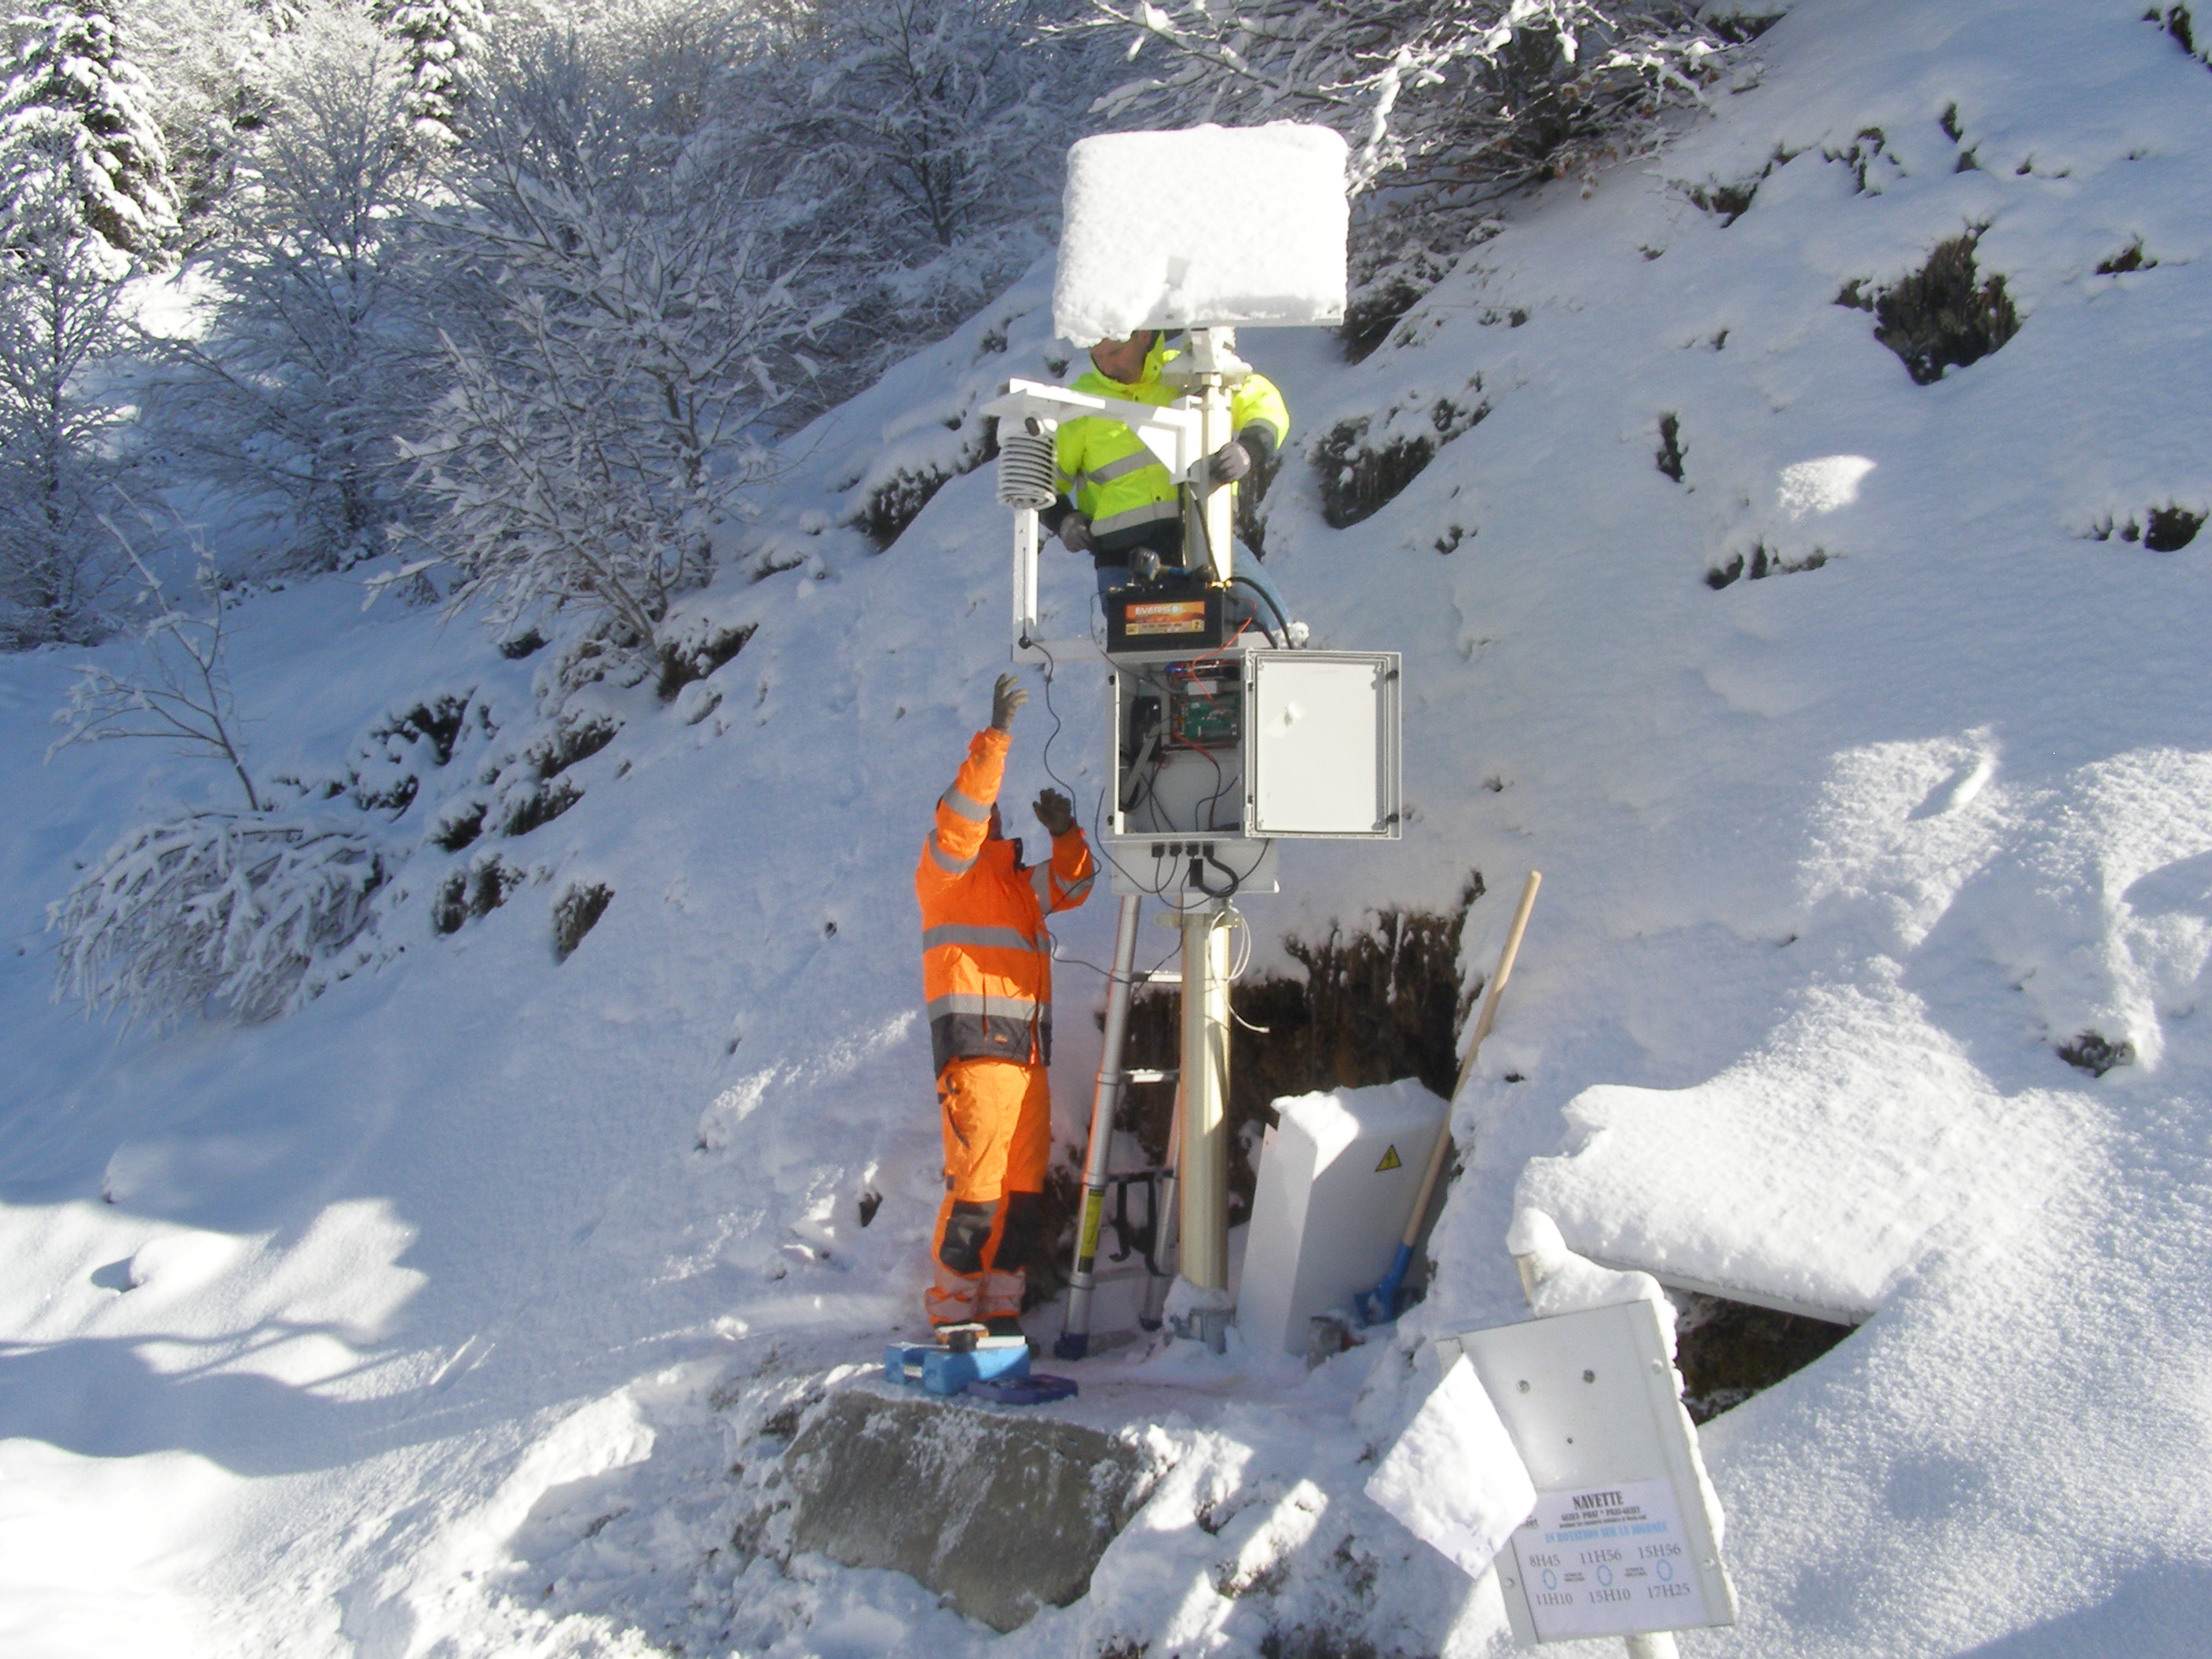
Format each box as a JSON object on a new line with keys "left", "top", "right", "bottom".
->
{"left": 1177, "top": 900, "right": 1232, "bottom": 1297}
{"left": 1170, "top": 328, "right": 1247, "bottom": 589}
{"left": 1011, "top": 507, "right": 1040, "bottom": 649}
{"left": 1624, "top": 1635, "right": 1679, "bottom": 1658}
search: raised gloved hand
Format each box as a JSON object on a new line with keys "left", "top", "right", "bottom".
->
{"left": 1033, "top": 789, "right": 1075, "bottom": 837}
{"left": 1060, "top": 514, "right": 1094, "bottom": 555}
{"left": 1205, "top": 440, "right": 1251, "bottom": 486}
{"left": 991, "top": 672, "right": 1028, "bottom": 733}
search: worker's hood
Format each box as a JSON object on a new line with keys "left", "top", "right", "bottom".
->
{"left": 1089, "top": 331, "right": 1177, "bottom": 393}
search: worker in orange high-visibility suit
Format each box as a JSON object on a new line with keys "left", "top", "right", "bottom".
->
{"left": 915, "top": 672, "right": 1097, "bottom": 1333}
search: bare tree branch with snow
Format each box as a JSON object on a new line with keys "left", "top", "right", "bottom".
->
{"left": 49, "top": 544, "right": 265, "bottom": 811}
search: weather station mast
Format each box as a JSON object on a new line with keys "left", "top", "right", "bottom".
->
{"left": 983, "top": 124, "right": 1404, "bottom": 1354}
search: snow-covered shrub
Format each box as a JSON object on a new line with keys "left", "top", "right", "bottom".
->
{"left": 410, "top": 33, "right": 819, "bottom": 655}
{"left": 2087, "top": 504, "right": 2206, "bottom": 552}
{"left": 1837, "top": 233, "right": 2019, "bottom": 386}
{"left": 144, "top": 2, "right": 438, "bottom": 573}
{"left": 50, "top": 811, "right": 386, "bottom": 1024}
{"left": 1310, "top": 383, "right": 1487, "bottom": 528}
{"left": 551, "top": 879, "right": 610, "bottom": 960}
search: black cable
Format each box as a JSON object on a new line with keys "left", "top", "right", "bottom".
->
{"left": 1226, "top": 575, "right": 1289, "bottom": 648}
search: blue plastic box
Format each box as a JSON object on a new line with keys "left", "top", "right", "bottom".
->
{"left": 883, "top": 1339, "right": 1031, "bottom": 1397}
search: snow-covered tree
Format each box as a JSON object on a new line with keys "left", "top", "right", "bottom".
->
{"left": 144, "top": 0, "right": 438, "bottom": 570}
{"left": 0, "top": 175, "right": 131, "bottom": 648}
{"left": 409, "top": 35, "right": 820, "bottom": 658}
{"left": 782, "top": 0, "right": 1065, "bottom": 251}
{"left": 691, "top": 0, "right": 1098, "bottom": 407}
{"left": 49, "top": 547, "right": 263, "bottom": 805}
{"left": 1079, "top": 0, "right": 1728, "bottom": 345}
{"left": 372, "top": 0, "right": 485, "bottom": 144}
{"left": 0, "top": 0, "right": 178, "bottom": 263}
{"left": 1084, "top": 0, "right": 1723, "bottom": 194}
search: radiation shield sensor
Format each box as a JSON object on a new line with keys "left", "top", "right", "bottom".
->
{"left": 1434, "top": 1300, "right": 1738, "bottom": 1646}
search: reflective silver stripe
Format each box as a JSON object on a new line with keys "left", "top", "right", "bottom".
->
{"left": 1029, "top": 865, "right": 1053, "bottom": 906}
{"left": 939, "top": 786, "right": 990, "bottom": 823}
{"left": 927, "top": 992, "right": 1049, "bottom": 1020}
{"left": 1090, "top": 499, "right": 1183, "bottom": 536}
{"left": 1087, "top": 449, "right": 1163, "bottom": 485}
{"left": 1060, "top": 873, "right": 1096, "bottom": 903}
{"left": 921, "top": 924, "right": 1040, "bottom": 952}
{"left": 927, "top": 833, "right": 976, "bottom": 875}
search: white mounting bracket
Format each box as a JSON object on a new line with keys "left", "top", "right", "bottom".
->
{"left": 983, "top": 331, "right": 1247, "bottom": 664}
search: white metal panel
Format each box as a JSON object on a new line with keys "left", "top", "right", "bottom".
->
{"left": 1246, "top": 654, "right": 1401, "bottom": 838}
{"left": 1441, "top": 1302, "right": 1738, "bottom": 1645}
{"left": 1237, "top": 1082, "right": 1446, "bottom": 1354}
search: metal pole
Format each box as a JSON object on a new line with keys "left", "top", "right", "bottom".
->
{"left": 1177, "top": 900, "right": 1232, "bottom": 1295}
{"left": 1057, "top": 894, "right": 1142, "bottom": 1361}
{"left": 1140, "top": 1078, "right": 1184, "bottom": 1331}
{"left": 1172, "top": 328, "right": 1244, "bottom": 590}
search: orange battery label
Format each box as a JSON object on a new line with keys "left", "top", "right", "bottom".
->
{"left": 1124, "top": 599, "right": 1207, "bottom": 635}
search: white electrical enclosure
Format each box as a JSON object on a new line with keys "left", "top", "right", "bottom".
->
{"left": 1055, "top": 123, "right": 1350, "bottom": 345}
{"left": 1246, "top": 653, "right": 1401, "bottom": 837}
{"left": 1238, "top": 1081, "right": 1448, "bottom": 1355}
{"left": 1103, "top": 648, "right": 1399, "bottom": 897}
{"left": 1436, "top": 1302, "right": 1738, "bottom": 1646}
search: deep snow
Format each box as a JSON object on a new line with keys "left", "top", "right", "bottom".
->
{"left": 5, "top": 1, "right": 2212, "bottom": 1654}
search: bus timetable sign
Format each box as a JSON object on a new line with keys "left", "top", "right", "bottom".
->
{"left": 1510, "top": 1479, "right": 1708, "bottom": 1639}
{"left": 1435, "top": 1298, "right": 1738, "bottom": 1647}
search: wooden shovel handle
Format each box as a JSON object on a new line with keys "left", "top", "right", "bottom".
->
{"left": 1401, "top": 870, "right": 1544, "bottom": 1251}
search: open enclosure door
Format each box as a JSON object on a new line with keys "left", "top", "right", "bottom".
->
{"left": 1244, "top": 653, "right": 1401, "bottom": 838}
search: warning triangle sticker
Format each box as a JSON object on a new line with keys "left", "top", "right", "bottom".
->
{"left": 1375, "top": 1144, "right": 1402, "bottom": 1173}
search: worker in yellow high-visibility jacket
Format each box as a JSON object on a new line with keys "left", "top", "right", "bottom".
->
{"left": 1040, "top": 331, "right": 1296, "bottom": 631}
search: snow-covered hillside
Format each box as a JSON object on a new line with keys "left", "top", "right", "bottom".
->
{"left": 5, "top": 1, "right": 2212, "bottom": 1654}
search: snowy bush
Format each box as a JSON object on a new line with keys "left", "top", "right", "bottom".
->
{"left": 49, "top": 811, "right": 386, "bottom": 1024}
{"left": 1836, "top": 232, "right": 2019, "bottom": 386}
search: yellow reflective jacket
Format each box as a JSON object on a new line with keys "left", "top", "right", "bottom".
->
{"left": 1053, "top": 336, "right": 1289, "bottom": 563}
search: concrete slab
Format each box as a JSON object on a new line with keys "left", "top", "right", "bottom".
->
{"left": 783, "top": 1387, "right": 1158, "bottom": 1632}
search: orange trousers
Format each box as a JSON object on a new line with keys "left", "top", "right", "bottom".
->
{"left": 928, "top": 1057, "right": 1051, "bottom": 1325}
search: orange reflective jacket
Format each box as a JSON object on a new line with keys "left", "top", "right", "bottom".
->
{"left": 917, "top": 727, "right": 1097, "bottom": 1072}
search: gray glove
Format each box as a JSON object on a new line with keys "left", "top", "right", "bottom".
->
{"left": 1033, "top": 789, "right": 1075, "bottom": 837}
{"left": 990, "top": 672, "right": 1027, "bottom": 732}
{"left": 1060, "top": 513, "right": 1094, "bottom": 555}
{"left": 1206, "top": 441, "right": 1251, "bottom": 486}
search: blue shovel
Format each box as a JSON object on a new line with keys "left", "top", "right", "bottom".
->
{"left": 1359, "top": 870, "right": 1542, "bottom": 1326}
